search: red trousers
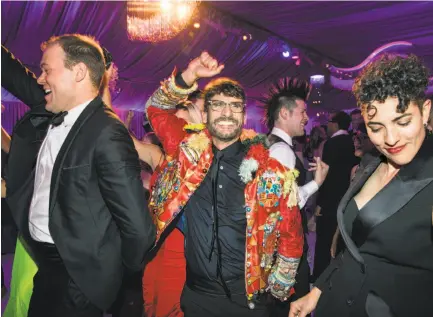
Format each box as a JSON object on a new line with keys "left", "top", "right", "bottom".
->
{"left": 143, "top": 229, "right": 186, "bottom": 317}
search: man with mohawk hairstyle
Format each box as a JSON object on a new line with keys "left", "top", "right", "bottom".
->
{"left": 262, "top": 78, "right": 329, "bottom": 317}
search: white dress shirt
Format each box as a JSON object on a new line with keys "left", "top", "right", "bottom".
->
{"left": 29, "top": 100, "right": 92, "bottom": 243}
{"left": 269, "top": 127, "right": 319, "bottom": 209}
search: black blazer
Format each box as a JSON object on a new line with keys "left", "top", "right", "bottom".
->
{"left": 2, "top": 45, "right": 156, "bottom": 310}
{"left": 314, "top": 136, "right": 433, "bottom": 317}
{"left": 317, "top": 133, "right": 358, "bottom": 213}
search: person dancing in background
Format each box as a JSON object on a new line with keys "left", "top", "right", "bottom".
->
{"left": 139, "top": 93, "right": 205, "bottom": 317}
{"left": 312, "top": 110, "right": 358, "bottom": 281}
{"left": 1, "top": 102, "right": 38, "bottom": 315}
{"left": 290, "top": 54, "right": 433, "bottom": 317}
{"left": 329, "top": 123, "right": 381, "bottom": 260}
{"left": 261, "top": 78, "right": 329, "bottom": 317}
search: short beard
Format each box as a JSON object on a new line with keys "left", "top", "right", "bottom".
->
{"left": 207, "top": 116, "right": 242, "bottom": 142}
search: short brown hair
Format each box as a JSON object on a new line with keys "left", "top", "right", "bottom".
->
{"left": 203, "top": 78, "right": 246, "bottom": 111}
{"left": 41, "top": 34, "right": 105, "bottom": 89}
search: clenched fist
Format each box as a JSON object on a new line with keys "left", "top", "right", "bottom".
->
{"left": 181, "top": 52, "right": 224, "bottom": 86}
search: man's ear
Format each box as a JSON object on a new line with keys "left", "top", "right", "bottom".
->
{"left": 279, "top": 107, "right": 289, "bottom": 121}
{"left": 202, "top": 110, "right": 208, "bottom": 124}
{"left": 74, "top": 62, "right": 88, "bottom": 83}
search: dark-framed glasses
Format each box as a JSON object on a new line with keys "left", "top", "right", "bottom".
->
{"left": 208, "top": 100, "right": 245, "bottom": 113}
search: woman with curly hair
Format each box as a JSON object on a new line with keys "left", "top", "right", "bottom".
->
{"left": 290, "top": 54, "right": 433, "bottom": 317}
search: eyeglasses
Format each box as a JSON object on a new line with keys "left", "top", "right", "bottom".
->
{"left": 208, "top": 100, "right": 245, "bottom": 113}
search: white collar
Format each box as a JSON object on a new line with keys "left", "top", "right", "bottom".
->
{"left": 271, "top": 127, "right": 293, "bottom": 146}
{"left": 331, "top": 129, "right": 349, "bottom": 138}
{"left": 61, "top": 99, "right": 92, "bottom": 127}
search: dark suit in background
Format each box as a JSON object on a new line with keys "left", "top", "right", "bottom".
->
{"left": 2, "top": 45, "right": 155, "bottom": 315}
{"left": 313, "top": 133, "right": 357, "bottom": 279}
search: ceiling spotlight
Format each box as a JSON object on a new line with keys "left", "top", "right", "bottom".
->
{"left": 193, "top": 22, "right": 200, "bottom": 29}
{"left": 310, "top": 75, "right": 325, "bottom": 84}
{"left": 242, "top": 34, "right": 252, "bottom": 41}
{"left": 282, "top": 51, "right": 290, "bottom": 58}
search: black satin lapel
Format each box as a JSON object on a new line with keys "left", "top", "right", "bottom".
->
{"left": 355, "top": 175, "right": 433, "bottom": 246}
{"left": 337, "top": 158, "right": 380, "bottom": 268}
{"left": 355, "top": 136, "right": 433, "bottom": 245}
{"left": 29, "top": 116, "right": 51, "bottom": 128}
{"left": 48, "top": 97, "right": 102, "bottom": 214}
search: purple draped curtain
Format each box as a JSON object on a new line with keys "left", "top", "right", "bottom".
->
{"left": 2, "top": 1, "right": 432, "bottom": 133}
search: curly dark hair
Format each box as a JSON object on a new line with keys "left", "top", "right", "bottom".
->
{"left": 261, "top": 77, "right": 311, "bottom": 130}
{"left": 203, "top": 78, "right": 245, "bottom": 112}
{"left": 353, "top": 54, "right": 430, "bottom": 117}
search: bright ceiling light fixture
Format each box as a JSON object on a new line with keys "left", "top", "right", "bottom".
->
{"left": 127, "top": 0, "right": 200, "bottom": 42}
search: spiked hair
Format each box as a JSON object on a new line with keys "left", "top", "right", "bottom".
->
{"left": 261, "top": 77, "right": 311, "bottom": 130}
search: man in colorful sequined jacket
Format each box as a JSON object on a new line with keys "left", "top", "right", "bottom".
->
{"left": 145, "top": 52, "right": 304, "bottom": 317}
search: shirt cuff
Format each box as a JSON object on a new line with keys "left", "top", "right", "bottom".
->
{"left": 175, "top": 72, "right": 193, "bottom": 89}
{"left": 298, "top": 180, "right": 319, "bottom": 209}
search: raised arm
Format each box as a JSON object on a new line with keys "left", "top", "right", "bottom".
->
{"left": 145, "top": 72, "right": 196, "bottom": 156}
{"left": 1, "top": 45, "right": 46, "bottom": 108}
{"left": 145, "top": 52, "right": 224, "bottom": 156}
{"left": 132, "top": 137, "right": 164, "bottom": 171}
{"left": 270, "top": 143, "right": 328, "bottom": 210}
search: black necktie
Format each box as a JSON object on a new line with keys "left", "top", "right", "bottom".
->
{"left": 208, "top": 151, "right": 231, "bottom": 298}
{"left": 51, "top": 111, "right": 68, "bottom": 127}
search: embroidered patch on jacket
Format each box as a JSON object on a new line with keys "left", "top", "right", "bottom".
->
{"left": 257, "top": 171, "right": 282, "bottom": 207}
{"left": 180, "top": 132, "right": 210, "bottom": 164}
{"left": 151, "top": 160, "right": 180, "bottom": 208}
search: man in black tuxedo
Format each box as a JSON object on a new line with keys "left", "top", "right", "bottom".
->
{"left": 312, "top": 111, "right": 358, "bottom": 281}
{"left": 1, "top": 35, "right": 155, "bottom": 317}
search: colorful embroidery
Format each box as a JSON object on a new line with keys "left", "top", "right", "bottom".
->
{"left": 267, "top": 255, "right": 300, "bottom": 301}
{"left": 151, "top": 160, "right": 180, "bottom": 210}
{"left": 282, "top": 169, "right": 300, "bottom": 208}
{"left": 186, "top": 132, "right": 209, "bottom": 154}
{"left": 257, "top": 171, "right": 282, "bottom": 207}
{"left": 183, "top": 123, "right": 205, "bottom": 132}
{"left": 180, "top": 132, "right": 210, "bottom": 164}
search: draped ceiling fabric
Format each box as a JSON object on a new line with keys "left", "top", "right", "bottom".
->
{"left": 1, "top": 1, "right": 433, "bottom": 121}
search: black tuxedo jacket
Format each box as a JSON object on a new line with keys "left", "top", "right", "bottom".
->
{"left": 2, "top": 45, "right": 156, "bottom": 309}
{"left": 314, "top": 136, "right": 433, "bottom": 317}
{"left": 317, "top": 133, "right": 358, "bottom": 213}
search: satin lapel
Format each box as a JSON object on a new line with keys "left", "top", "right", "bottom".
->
{"left": 338, "top": 136, "right": 433, "bottom": 268}
{"left": 356, "top": 138, "right": 433, "bottom": 239}
{"left": 336, "top": 157, "right": 380, "bottom": 267}
{"left": 48, "top": 97, "right": 103, "bottom": 215}
{"left": 354, "top": 175, "right": 433, "bottom": 247}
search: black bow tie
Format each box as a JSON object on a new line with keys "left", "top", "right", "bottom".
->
{"left": 51, "top": 111, "right": 68, "bottom": 127}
